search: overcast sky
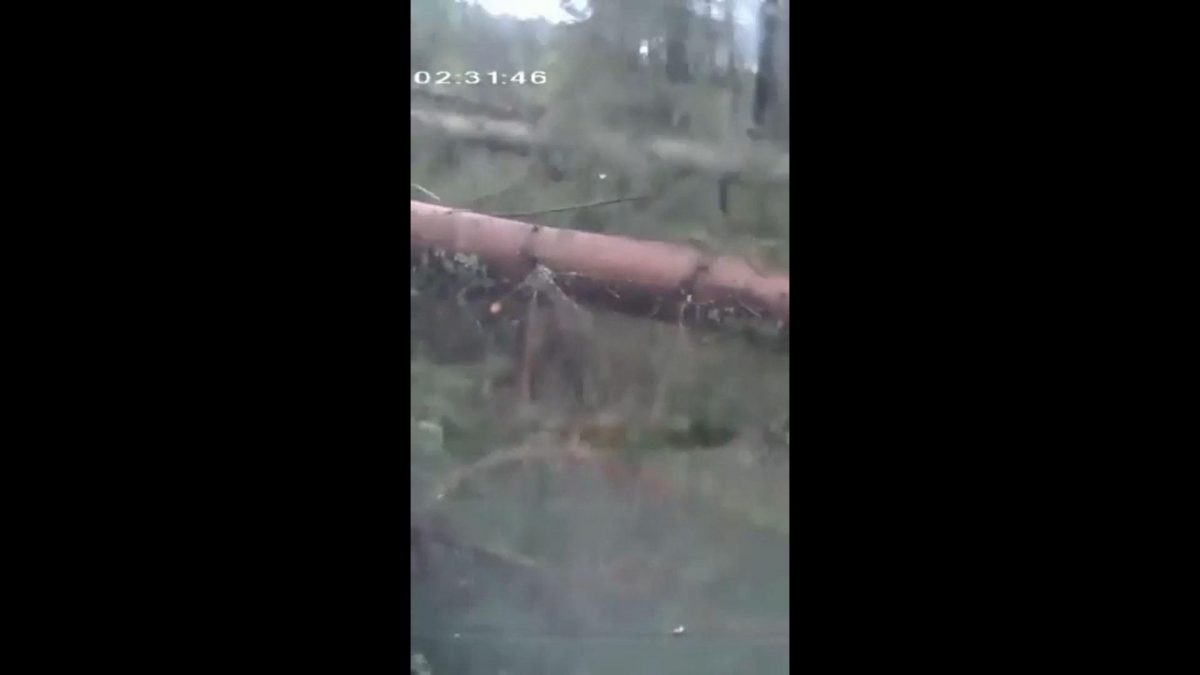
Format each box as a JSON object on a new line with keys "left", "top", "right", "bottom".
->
{"left": 468, "top": 0, "right": 759, "bottom": 24}
{"left": 462, "top": 0, "right": 762, "bottom": 66}
{"left": 468, "top": 0, "right": 579, "bottom": 22}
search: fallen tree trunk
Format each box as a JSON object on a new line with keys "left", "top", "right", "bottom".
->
{"left": 411, "top": 107, "right": 790, "bottom": 185}
{"left": 411, "top": 201, "right": 789, "bottom": 333}
{"left": 411, "top": 87, "right": 541, "bottom": 123}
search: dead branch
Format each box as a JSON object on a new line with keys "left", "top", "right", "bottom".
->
{"left": 410, "top": 201, "right": 789, "bottom": 332}
{"left": 426, "top": 443, "right": 596, "bottom": 506}
{"left": 491, "top": 194, "right": 651, "bottom": 218}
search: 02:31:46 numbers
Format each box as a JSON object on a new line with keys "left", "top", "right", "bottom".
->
{"left": 412, "top": 70, "right": 547, "bottom": 85}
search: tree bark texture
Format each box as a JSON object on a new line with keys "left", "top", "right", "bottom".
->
{"left": 411, "top": 201, "right": 789, "bottom": 333}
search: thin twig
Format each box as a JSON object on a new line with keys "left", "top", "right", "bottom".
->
{"left": 410, "top": 182, "right": 442, "bottom": 201}
{"left": 490, "top": 195, "right": 651, "bottom": 218}
{"left": 427, "top": 443, "right": 595, "bottom": 506}
{"left": 412, "top": 521, "right": 540, "bottom": 570}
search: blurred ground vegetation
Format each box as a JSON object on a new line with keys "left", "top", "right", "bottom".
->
{"left": 411, "top": 1, "right": 790, "bottom": 672}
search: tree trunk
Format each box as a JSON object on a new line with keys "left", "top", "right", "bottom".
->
{"left": 411, "top": 201, "right": 789, "bottom": 334}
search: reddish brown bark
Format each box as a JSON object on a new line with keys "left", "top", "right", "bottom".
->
{"left": 410, "top": 201, "right": 789, "bottom": 329}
